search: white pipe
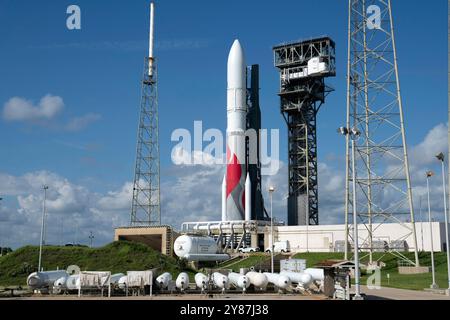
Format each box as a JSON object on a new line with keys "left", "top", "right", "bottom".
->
{"left": 222, "top": 174, "right": 227, "bottom": 221}
{"left": 148, "top": 2, "right": 155, "bottom": 77}
{"left": 245, "top": 174, "right": 251, "bottom": 221}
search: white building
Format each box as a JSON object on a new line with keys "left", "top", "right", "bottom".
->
{"left": 273, "top": 222, "right": 448, "bottom": 253}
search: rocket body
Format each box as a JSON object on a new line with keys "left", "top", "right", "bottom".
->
{"left": 225, "top": 40, "right": 247, "bottom": 221}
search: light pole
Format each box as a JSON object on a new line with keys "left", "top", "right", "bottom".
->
{"left": 338, "top": 126, "right": 362, "bottom": 300}
{"left": 426, "top": 171, "right": 438, "bottom": 289}
{"left": 38, "top": 186, "right": 48, "bottom": 272}
{"left": 436, "top": 152, "right": 450, "bottom": 292}
{"left": 269, "top": 186, "right": 275, "bottom": 274}
{"left": 0, "top": 197, "right": 3, "bottom": 257}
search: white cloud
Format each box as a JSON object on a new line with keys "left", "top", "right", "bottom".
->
{"left": 66, "top": 113, "right": 102, "bottom": 132}
{"left": 2, "top": 94, "right": 101, "bottom": 131}
{"left": 0, "top": 123, "right": 448, "bottom": 249}
{"left": 409, "top": 123, "right": 448, "bottom": 167}
{"left": 0, "top": 171, "right": 129, "bottom": 248}
{"left": 3, "top": 94, "right": 64, "bottom": 122}
{"left": 97, "top": 182, "right": 133, "bottom": 211}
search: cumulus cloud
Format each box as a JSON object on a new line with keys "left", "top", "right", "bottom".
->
{"left": 3, "top": 95, "right": 63, "bottom": 122}
{"left": 65, "top": 113, "right": 102, "bottom": 132}
{"left": 0, "top": 123, "right": 448, "bottom": 249}
{"left": 409, "top": 123, "right": 448, "bottom": 167}
{"left": 2, "top": 94, "right": 101, "bottom": 132}
{"left": 0, "top": 171, "right": 130, "bottom": 248}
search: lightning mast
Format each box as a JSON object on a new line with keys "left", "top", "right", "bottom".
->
{"left": 130, "top": 2, "right": 161, "bottom": 226}
{"left": 345, "top": 0, "right": 419, "bottom": 266}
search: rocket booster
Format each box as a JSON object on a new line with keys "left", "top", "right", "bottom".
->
{"left": 225, "top": 40, "right": 248, "bottom": 221}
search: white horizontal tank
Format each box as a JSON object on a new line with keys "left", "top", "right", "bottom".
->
{"left": 27, "top": 270, "right": 69, "bottom": 290}
{"left": 174, "top": 235, "right": 229, "bottom": 261}
{"left": 174, "top": 235, "right": 218, "bottom": 257}
{"left": 213, "top": 272, "right": 229, "bottom": 291}
{"left": 246, "top": 271, "right": 268, "bottom": 290}
{"left": 176, "top": 272, "right": 190, "bottom": 291}
{"left": 195, "top": 273, "right": 209, "bottom": 290}
{"left": 228, "top": 272, "right": 250, "bottom": 292}
{"left": 156, "top": 272, "right": 172, "bottom": 289}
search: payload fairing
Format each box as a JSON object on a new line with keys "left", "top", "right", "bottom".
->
{"left": 222, "top": 40, "right": 266, "bottom": 222}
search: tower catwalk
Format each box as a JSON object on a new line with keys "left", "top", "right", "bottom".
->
{"left": 345, "top": 0, "right": 419, "bottom": 266}
{"left": 273, "top": 38, "right": 336, "bottom": 226}
{"left": 131, "top": 2, "right": 161, "bottom": 226}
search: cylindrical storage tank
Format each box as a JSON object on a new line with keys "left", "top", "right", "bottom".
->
{"left": 174, "top": 235, "right": 219, "bottom": 259}
{"left": 263, "top": 272, "right": 291, "bottom": 290}
{"left": 195, "top": 273, "right": 209, "bottom": 290}
{"left": 245, "top": 272, "right": 268, "bottom": 290}
{"left": 304, "top": 268, "right": 324, "bottom": 281}
{"left": 118, "top": 275, "right": 127, "bottom": 290}
{"left": 110, "top": 273, "right": 125, "bottom": 285}
{"left": 66, "top": 274, "right": 80, "bottom": 291}
{"left": 176, "top": 272, "right": 190, "bottom": 291}
{"left": 53, "top": 276, "right": 67, "bottom": 293}
{"left": 280, "top": 271, "right": 313, "bottom": 287}
{"left": 27, "top": 270, "right": 69, "bottom": 289}
{"left": 212, "top": 272, "right": 229, "bottom": 291}
{"left": 228, "top": 272, "right": 250, "bottom": 292}
{"left": 156, "top": 272, "right": 172, "bottom": 289}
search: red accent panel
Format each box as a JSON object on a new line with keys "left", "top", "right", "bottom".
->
{"left": 226, "top": 153, "right": 242, "bottom": 197}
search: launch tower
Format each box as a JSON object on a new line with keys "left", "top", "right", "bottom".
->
{"left": 273, "top": 37, "right": 336, "bottom": 226}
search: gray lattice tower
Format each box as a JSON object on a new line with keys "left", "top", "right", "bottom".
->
{"left": 345, "top": 0, "right": 419, "bottom": 266}
{"left": 274, "top": 38, "right": 336, "bottom": 226}
{"left": 131, "top": 2, "right": 161, "bottom": 226}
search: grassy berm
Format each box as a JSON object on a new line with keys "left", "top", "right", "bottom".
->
{"left": 0, "top": 241, "right": 188, "bottom": 287}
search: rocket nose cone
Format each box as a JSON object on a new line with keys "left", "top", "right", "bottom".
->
{"left": 227, "top": 39, "right": 246, "bottom": 88}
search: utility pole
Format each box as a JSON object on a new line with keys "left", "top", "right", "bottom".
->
{"left": 38, "top": 186, "right": 49, "bottom": 272}
{"left": 89, "top": 231, "right": 94, "bottom": 248}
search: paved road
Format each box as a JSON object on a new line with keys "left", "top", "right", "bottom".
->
{"left": 3, "top": 287, "right": 449, "bottom": 300}
{"left": 361, "top": 286, "right": 450, "bottom": 300}
{"left": 3, "top": 293, "right": 326, "bottom": 300}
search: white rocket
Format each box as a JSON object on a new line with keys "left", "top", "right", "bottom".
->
{"left": 222, "top": 39, "right": 252, "bottom": 222}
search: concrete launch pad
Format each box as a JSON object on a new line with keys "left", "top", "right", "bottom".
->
{"left": 114, "top": 226, "right": 178, "bottom": 256}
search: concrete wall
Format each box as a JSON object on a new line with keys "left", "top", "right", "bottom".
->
{"left": 274, "top": 222, "right": 448, "bottom": 253}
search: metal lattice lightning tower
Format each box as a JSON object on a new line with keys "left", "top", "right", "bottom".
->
{"left": 274, "top": 38, "right": 336, "bottom": 226}
{"left": 131, "top": 2, "right": 161, "bottom": 226}
{"left": 345, "top": 0, "right": 419, "bottom": 266}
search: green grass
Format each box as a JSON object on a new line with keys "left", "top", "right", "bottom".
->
{"left": 2, "top": 243, "right": 448, "bottom": 291}
{"left": 0, "top": 241, "right": 190, "bottom": 287}
{"left": 292, "top": 251, "right": 450, "bottom": 291}
{"left": 219, "top": 254, "right": 269, "bottom": 272}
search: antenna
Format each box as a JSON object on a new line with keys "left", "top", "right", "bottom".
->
{"left": 148, "top": 2, "right": 155, "bottom": 77}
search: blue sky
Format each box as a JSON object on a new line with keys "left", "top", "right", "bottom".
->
{"left": 0, "top": 0, "right": 448, "bottom": 248}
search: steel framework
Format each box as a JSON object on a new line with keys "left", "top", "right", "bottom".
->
{"left": 345, "top": 0, "right": 419, "bottom": 266}
{"left": 274, "top": 37, "right": 335, "bottom": 226}
{"left": 130, "top": 57, "right": 161, "bottom": 226}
